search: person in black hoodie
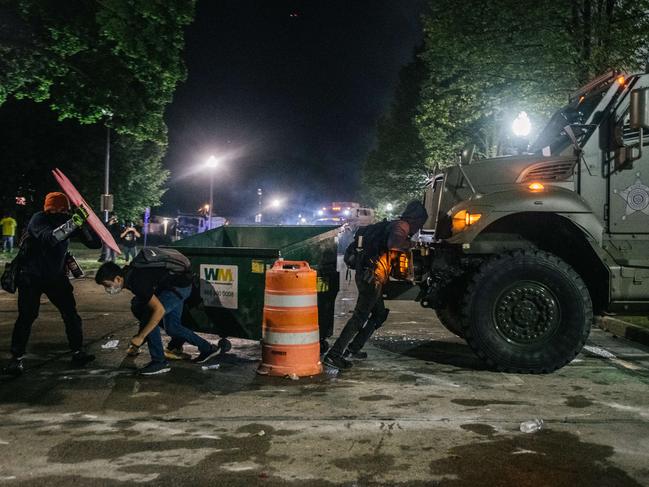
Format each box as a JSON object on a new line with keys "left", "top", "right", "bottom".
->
{"left": 324, "top": 201, "right": 428, "bottom": 370}
{"left": 4, "top": 192, "right": 101, "bottom": 376}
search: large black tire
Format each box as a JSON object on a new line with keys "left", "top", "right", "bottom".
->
{"left": 436, "top": 299, "right": 465, "bottom": 338}
{"left": 461, "top": 250, "right": 592, "bottom": 373}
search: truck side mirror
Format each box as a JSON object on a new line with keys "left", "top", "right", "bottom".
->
{"left": 630, "top": 87, "right": 649, "bottom": 130}
{"left": 460, "top": 144, "right": 475, "bottom": 165}
{"left": 615, "top": 88, "right": 649, "bottom": 170}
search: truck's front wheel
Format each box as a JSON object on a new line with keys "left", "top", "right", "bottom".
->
{"left": 461, "top": 250, "right": 592, "bottom": 373}
{"left": 437, "top": 307, "right": 464, "bottom": 338}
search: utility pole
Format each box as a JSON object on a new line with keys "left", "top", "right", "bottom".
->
{"left": 208, "top": 169, "right": 214, "bottom": 230}
{"left": 101, "top": 112, "right": 113, "bottom": 223}
{"left": 104, "top": 124, "right": 110, "bottom": 222}
{"left": 256, "top": 187, "right": 263, "bottom": 223}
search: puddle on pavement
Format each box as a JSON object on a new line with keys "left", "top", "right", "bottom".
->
{"left": 460, "top": 423, "right": 496, "bottom": 437}
{"left": 451, "top": 399, "right": 529, "bottom": 407}
{"left": 358, "top": 395, "right": 393, "bottom": 401}
{"left": 429, "top": 429, "right": 644, "bottom": 487}
{"left": 564, "top": 395, "right": 594, "bottom": 408}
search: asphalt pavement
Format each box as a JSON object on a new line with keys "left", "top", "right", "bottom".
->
{"left": 0, "top": 273, "right": 648, "bottom": 486}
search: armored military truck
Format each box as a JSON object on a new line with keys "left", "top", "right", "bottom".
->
{"left": 413, "top": 70, "right": 649, "bottom": 373}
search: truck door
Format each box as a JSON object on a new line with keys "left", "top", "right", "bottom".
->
{"left": 608, "top": 106, "right": 649, "bottom": 267}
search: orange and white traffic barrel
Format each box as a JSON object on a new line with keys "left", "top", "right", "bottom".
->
{"left": 257, "top": 260, "right": 322, "bottom": 377}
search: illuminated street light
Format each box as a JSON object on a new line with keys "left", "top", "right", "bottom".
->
{"left": 205, "top": 155, "right": 219, "bottom": 168}
{"left": 386, "top": 202, "right": 394, "bottom": 219}
{"left": 270, "top": 198, "right": 282, "bottom": 209}
{"left": 512, "top": 111, "right": 532, "bottom": 137}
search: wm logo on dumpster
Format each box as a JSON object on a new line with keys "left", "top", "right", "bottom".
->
{"left": 203, "top": 266, "right": 234, "bottom": 284}
{"left": 199, "top": 264, "right": 238, "bottom": 309}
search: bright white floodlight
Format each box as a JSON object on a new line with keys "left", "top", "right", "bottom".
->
{"left": 386, "top": 203, "right": 394, "bottom": 212}
{"left": 512, "top": 111, "right": 532, "bottom": 137}
{"left": 205, "top": 155, "right": 219, "bottom": 168}
{"left": 271, "top": 198, "right": 282, "bottom": 209}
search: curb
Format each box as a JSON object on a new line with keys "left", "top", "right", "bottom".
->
{"left": 597, "top": 316, "right": 649, "bottom": 348}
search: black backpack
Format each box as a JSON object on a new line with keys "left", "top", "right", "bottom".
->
{"left": 0, "top": 230, "right": 32, "bottom": 294}
{"left": 343, "top": 220, "right": 392, "bottom": 270}
{"left": 131, "top": 247, "right": 191, "bottom": 275}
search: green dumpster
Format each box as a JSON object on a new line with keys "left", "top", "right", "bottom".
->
{"left": 171, "top": 225, "right": 340, "bottom": 344}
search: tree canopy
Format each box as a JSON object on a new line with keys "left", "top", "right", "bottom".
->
{"left": 0, "top": 0, "right": 195, "bottom": 221}
{"left": 0, "top": 0, "right": 195, "bottom": 142}
{"left": 362, "top": 0, "right": 649, "bottom": 211}
{"left": 0, "top": 99, "right": 168, "bottom": 222}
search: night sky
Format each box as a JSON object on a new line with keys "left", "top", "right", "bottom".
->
{"left": 162, "top": 0, "right": 424, "bottom": 219}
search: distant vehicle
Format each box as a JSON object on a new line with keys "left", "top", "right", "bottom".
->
{"left": 313, "top": 202, "right": 375, "bottom": 226}
{"left": 314, "top": 202, "right": 376, "bottom": 252}
{"left": 176, "top": 213, "right": 226, "bottom": 239}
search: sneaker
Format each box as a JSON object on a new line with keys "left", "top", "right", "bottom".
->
{"left": 217, "top": 338, "right": 232, "bottom": 354}
{"left": 164, "top": 347, "right": 190, "bottom": 361}
{"left": 4, "top": 356, "right": 24, "bottom": 376}
{"left": 126, "top": 343, "right": 141, "bottom": 357}
{"left": 344, "top": 349, "right": 368, "bottom": 360}
{"left": 323, "top": 353, "right": 353, "bottom": 370}
{"left": 71, "top": 350, "right": 95, "bottom": 367}
{"left": 138, "top": 361, "right": 171, "bottom": 375}
{"left": 192, "top": 344, "right": 220, "bottom": 364}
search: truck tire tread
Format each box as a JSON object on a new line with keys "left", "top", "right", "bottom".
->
{"left": 461, "top": 249, "right": 592, "bottom": 374}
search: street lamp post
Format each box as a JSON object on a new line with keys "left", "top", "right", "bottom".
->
{"left": 256, "top": 188, "right": 263, "bottom": 223}
{"left": 100, "top": 111, "right": 114, "bottom": 223}
{"left": 104, "top": 124, "right": 110, "bottom": 222}
{"left": 205, "top": 155, "right": 218, "bottom": 230}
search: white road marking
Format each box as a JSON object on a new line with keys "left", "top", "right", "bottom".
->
{"left": 583, "top": 345, "right": 641, "bottom": 370}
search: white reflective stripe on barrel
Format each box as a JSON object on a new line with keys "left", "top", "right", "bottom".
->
{"left": 262, "top": 329, "right": 320, "bottom": 345}
{"left": 264, "top": 293, "right": 317, "bottom": 308}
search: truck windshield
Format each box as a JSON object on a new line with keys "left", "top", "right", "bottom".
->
{"left": 530, "top": 89, "right": 607, "bottom": 155}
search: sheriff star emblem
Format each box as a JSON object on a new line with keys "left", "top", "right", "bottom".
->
{"left": 618, "top": 178, "right": 649, "bottom": 216}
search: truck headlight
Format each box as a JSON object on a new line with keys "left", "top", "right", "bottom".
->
{"left": 452, "top": 209, "right": 482, "bottom": 233}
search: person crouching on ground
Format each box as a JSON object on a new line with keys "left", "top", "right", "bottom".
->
{"left": 4, "top": 192, "right": 100, "bottom": 376}
{"left": 323, "top": 201, "right": 428, "bottom": 370}
{"left": 95, "top": 260, "right": 220, "bottom": 375}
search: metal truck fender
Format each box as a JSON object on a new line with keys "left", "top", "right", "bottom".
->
{"left": 446, "top": 185, "right": 603, "bottom": 245}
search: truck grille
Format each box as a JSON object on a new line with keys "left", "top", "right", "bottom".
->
{"left": 517, "top": 161, "right": 576, "bottom": 183}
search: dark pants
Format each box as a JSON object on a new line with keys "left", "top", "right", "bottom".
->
{"left": 130, "top": 286, "right": 211, "bottom": 364}
{"left": 11, "top": 274, "right": 83, "bottom": 357}
{"left": 99, "top": 244, "right": 116, "bottom": 262}
{"left": 329, "top": 270, "right": 387, "bottom": 357}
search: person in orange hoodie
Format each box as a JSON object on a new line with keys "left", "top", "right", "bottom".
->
{"left": 3, "top": 192, "right": 101, "bottom": 376}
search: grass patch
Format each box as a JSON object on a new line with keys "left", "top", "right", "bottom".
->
{"left": 0, "top": 243, "right": 131, "bottom": 275}
{"left": 615, "top": 315, "right": 649, "bottom": 330}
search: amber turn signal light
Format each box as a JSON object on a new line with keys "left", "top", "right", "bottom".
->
{"left": 452, "top": 209, "right": 482, "bottom": 233}
{"left": 528, "top": 182, "right": 545, "bottom": 192}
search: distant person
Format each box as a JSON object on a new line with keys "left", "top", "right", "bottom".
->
{"left": 95, "top": 248, "right": 220, "bottom": 375}
{"left": 120, "top": 222, "right": 141, "bottom": 262}
{"left": 0, "top": 212, "right": 17, "bottom": 253}
{"left": 324, "top": 201, "right": 428, "bottom": 370}
{"left": 3, "top": 192, "right": 101, "bottom": 376}
{"left": 98, "top": 213, "right": 120, "bottom": 262}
